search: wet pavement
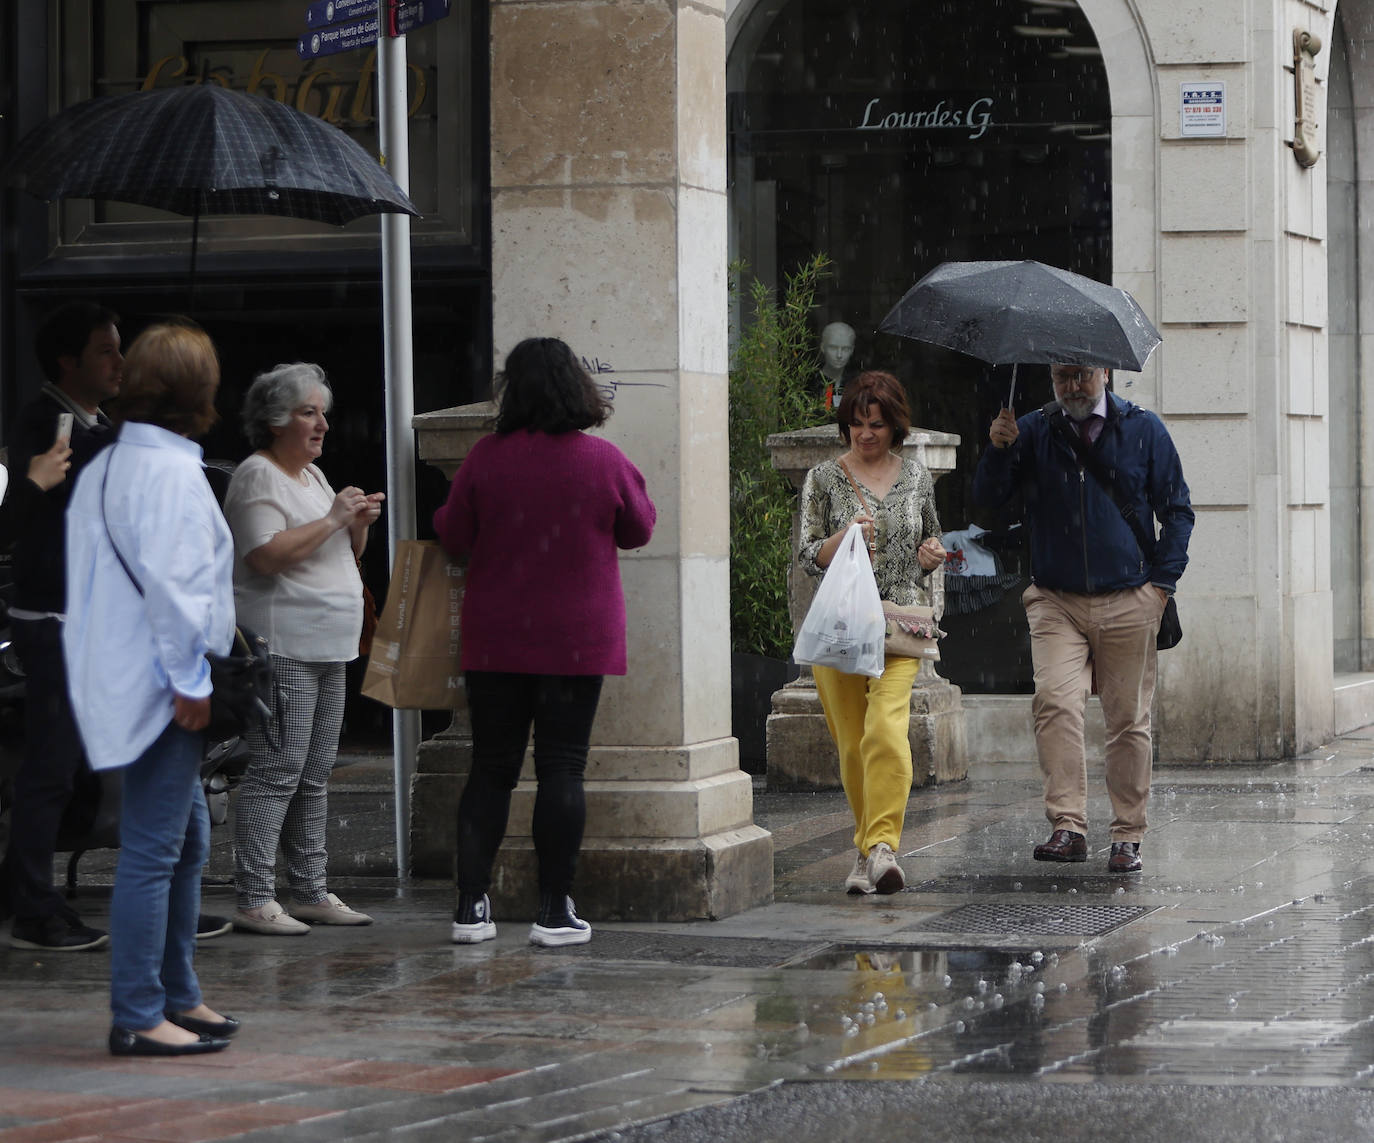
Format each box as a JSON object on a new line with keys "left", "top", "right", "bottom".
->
{"left": 5, "top": 732, "right": 1374, "bottom": 1141}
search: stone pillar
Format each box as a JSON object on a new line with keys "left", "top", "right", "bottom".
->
{"left": 411, "top": 0, "right": 771, "bottom": 921}
{"left": 406, "top": 404, "right": 491, "bottom": 878}
{"left": 763, "top": 425, "right": 968, "bottom": 791}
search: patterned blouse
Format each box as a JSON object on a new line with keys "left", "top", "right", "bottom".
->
{"left": 798, "top": 456, "right": 944, "bottom": 615}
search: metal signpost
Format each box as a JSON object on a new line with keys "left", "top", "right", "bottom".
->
{"left": 297, "top": 0, "right": 452, "bottom": 877}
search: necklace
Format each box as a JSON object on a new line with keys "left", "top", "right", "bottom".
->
{"left": 845, "top": 451, "right": 896, "bottom": 487}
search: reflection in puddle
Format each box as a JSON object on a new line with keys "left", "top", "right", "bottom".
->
{"left": 770, "top": 945, "right": 1065, "bottom": 1079}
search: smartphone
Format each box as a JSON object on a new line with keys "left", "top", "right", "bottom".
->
{"left": 54, "top": 412, "right": 74, "bottom": 445}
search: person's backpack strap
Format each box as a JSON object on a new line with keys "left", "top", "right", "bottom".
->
{"left": 1041, "top": 402, "right": 1157, "bottom": 563}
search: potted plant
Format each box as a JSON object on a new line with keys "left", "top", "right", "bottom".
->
{"left": 729, "top": 254, "right": 831, "bottom": 771}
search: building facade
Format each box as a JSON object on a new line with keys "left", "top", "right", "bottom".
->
{"left": 730, "top": 0, "right": 1366, "bottom": 763}
{"left": 2, "top": 0, "right": 1369, "bottom": 771}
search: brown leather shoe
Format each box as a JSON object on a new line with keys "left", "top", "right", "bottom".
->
{"left": 1033, "top": 829, "right": 1087, "bottom": 862}
{"left": 1108, "top": 841, "right": 1142, "bottom": 872}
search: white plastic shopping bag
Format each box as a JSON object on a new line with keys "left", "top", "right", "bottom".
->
{"left": 792, "top": 522, "right": 886, "bottom": 678}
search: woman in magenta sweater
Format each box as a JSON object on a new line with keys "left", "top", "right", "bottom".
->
{"left": 434, "top": 337, "right": 656, "bottom": 947}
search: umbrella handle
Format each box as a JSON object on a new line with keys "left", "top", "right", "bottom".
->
{"left": 1007, "top": 362, "right": 1017, "bottom": 408}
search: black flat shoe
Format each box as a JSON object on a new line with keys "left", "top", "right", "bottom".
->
{"left": 166, "top": 1011, "right": 241, "bottom": 1038}
{"left": 108, "top": 1026, "right": 231, "bottom": 1056}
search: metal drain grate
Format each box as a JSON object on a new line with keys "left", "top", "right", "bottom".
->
{"left": 918, "top": 902, "right": 1149, "bottom": 937}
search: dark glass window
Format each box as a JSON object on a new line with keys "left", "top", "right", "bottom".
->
{"left": 730, "top": 0, "right": 1111, "bottom": 692}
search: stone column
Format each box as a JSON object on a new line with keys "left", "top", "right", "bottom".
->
{"left": 411, "top": 0, "right": 771, "bottom": 921}
{"left": 764, "top": 425, "right": 968, "bottom": 791}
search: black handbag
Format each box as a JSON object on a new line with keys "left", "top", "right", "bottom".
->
{"left": 99, "top": 441, "right": 277, "bottom": 740}
{"left": 203, "top": 626, "right": 275, "bottom": 741}
{"left": 1045, "top": 403, "right": 1183, "bottom": 651}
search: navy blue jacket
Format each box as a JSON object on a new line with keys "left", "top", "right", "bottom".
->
{"left": 973, "top": 392, "right": 1194, "bottom": 594}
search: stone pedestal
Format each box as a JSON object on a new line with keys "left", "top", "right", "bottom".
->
{"left": 764, "top": 425, "right": 969, "bottom": 791}
{"left": 409, "top": 0, "right": 772, "bottom": 921}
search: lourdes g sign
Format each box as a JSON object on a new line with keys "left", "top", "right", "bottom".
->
{"left": 856, "top": 96, "right": 995, "bottom": 140}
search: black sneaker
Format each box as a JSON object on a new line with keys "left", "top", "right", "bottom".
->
{"left": 451, "top": 893, "right": 496, "bottom": 944}
{"left": 530, "top": 895, "right": 591, "bottom": 948}
{"left": 10, "top": 913, "right": 109, "bottom": 952}
{"left": 195, "top": 914, "right": 233, "bottom": 940}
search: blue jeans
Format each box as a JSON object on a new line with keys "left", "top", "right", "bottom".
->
{"left": 109, "top": 721, "right": 208, "bottom": 1031}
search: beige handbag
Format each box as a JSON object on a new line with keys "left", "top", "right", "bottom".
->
{"left": 838, "top": 460, "right": 944, "bottom": 661}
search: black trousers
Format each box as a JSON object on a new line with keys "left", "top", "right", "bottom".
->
{"left": 457, "top": 671, "right": 603, "bottom": 899}
{"left": 6, "top": 617, "right": 89, "bottom": 922}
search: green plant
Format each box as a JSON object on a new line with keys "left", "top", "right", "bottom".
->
{"left": 729, "top": 253, "right": 833, "bottom": 658}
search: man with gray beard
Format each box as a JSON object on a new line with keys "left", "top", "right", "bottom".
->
{"left": 973, "top": 364, "right": 1193, "bottom": 874}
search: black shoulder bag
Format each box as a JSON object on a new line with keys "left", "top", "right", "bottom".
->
{"left": 98, "top": 441, "right": 278, "bottom": 742}
{"left": 1043, "top": 403, "right": 1183, "bottom": 651}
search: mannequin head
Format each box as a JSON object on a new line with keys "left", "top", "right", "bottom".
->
{"left": 819, "top": 322, "right": 856, "bottom": 381}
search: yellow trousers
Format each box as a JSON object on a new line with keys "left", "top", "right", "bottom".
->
{"left": 813, "top": 655, "right": 920, "bottom": 855}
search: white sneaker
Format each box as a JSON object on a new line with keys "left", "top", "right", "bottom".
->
{"left": 530, "top": 896, "right": 592, "bottom": 947}
{"left": 867, "top": 843, "right": 906, "bottom": 895}
{"left": 232, "top": 900, "right": 310, "bottom": 936}
{"left": 290, "top": 893, "right": 374, "bottom": 926}
{"left": 845, "top": 851, "right": 875, "bottom": 895}
{"left": 451, "top": 894, "right": 497, "bottom": 944}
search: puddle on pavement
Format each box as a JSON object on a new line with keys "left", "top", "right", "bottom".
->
{"left": 742, "top": 897, "right": 1374, "bottom": 1084}
{"left": 762, "top": 944, "right": 1074, "bottom": 1079}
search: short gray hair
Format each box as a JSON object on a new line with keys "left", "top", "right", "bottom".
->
{"left": 241, "top": 362, "right": 334, "bottom": 450}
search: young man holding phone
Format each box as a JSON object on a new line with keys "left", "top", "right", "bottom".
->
{"left": 2, "top": 302, "right": 121, "bottom": 950}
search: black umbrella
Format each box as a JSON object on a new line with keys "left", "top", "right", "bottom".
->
{"left": 4, "top": 84, "right": 419, "bottom": 293}
{"left": 879, "top": 259, "right": 1161, "bottom": 402}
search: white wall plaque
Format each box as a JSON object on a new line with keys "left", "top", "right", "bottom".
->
{"left": 1180, "top": 81, "right": 1226, "bottom": 138}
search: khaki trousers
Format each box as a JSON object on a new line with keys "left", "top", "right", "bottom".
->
{"left": 813, "top": 655, "right": 921, "bottom": 855}
{"left": 1023, "top": 584, "right": 1162, "bottom": 843}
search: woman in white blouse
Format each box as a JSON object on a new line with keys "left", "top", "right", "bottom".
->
{"left": 64, "top": 320, "right": 238, "bottom": 1055}
{"left": 223, "top": 363, "right": 383, "bottom": 935}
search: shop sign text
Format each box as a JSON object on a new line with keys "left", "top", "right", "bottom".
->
{"left": 857, "top": 97, "right": 994, "bottom": 140}
{"left": 140, "top": 48, "right": 428, "bottom": 127}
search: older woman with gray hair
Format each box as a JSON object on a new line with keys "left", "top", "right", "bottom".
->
{"left": 222, "top": 363, "right": 384, "bottom": 935}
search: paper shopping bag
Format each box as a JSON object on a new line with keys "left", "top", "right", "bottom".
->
{"left": 361, "top": 540, "right": 466, "bottom": 710}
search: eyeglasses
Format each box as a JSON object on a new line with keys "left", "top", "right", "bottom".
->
{"left": 1050, "top": 367, "right": 1099, "bottom": 388}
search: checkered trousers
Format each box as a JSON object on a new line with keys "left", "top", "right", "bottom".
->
{"left": 232, "top": 655, "right": 346, "bottom": 908}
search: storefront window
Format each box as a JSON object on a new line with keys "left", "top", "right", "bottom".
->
{"left": 4, "top": 2, "right": 489, "bottom": 747}
{"left": 51, "top": 0, "right": 475, "bottom": 256}
{"left": 729, "top": 0, "right": 1111, "bottom": 692}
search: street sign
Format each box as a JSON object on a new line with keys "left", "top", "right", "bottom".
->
{"left": 392, "top": 0, "right": 451, "bottom": 36}
{"left": 297, "top": 15, "right": 380, "bottom": 59}
{"left": 298, "top": 0, "right": 449, "bottom": 55}
{"left": 304, "top": 0, "right": 377, "bottom": 28}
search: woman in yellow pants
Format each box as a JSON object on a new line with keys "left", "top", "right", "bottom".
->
{"left": 798, "top": 371, "right": 945, "bottom": 894}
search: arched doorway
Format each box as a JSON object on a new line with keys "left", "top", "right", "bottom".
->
{"left": 727, "top": 0, "right": 1113, "bottom": 692}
